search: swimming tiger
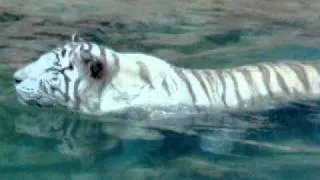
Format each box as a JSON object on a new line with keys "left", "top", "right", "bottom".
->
{"left": 13, "top": 33, "right": 320, "bottom": 118}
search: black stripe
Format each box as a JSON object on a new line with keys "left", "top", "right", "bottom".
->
{"left": 238, "top": 68, "right": 254, "bottom": 88}
{"left": 68, "top": 46, "right": 75, "bottom": 57}
{"left": 203, "top": 70, "right": 217, "bottom": 101}
{"left": 100, "top": 45, "right": 106, "bottom": 61}
{"left": 174, "top": 68, "right": 197, "bottom": 104}
{"left": 271, "top": 65, "right": 291, "bottom": 95}
{"left": 39, "top": 80, "right": 48, "bottom": 94}
{"left": 170, "top": 65, "right": 179, "bottom": 91}
{"left": 80, "top": 44, "right": 84, "bottom": 52}
{"left": 59, "top": 66, "right": 71, "bottom": 102}
{"left": 112, "top": 53, "right": 120, "bottom": 76}
{"left": 137, "top": 61, "right": 154, "bottom": 88}
{"left": 52, "top": 51, "right": 61, "bottom": 67}
{"left": 215, "top": 70, "right": 228, "bottom": 106}
{"left": 61, "top": 48, "right": 66, "bottom": 57}
{"left": 162, "top": 78, "right": 171, "bottom": 96}
{"left": 228, "top": 70, "right": 242, "bottom": 106}
{"left": 64, "top": 72, "right": 71, "bottom": 102}
{"left": 73, "top": 77, "right": 82, "bottom": 111}
{"left": 238, "top": 68, "right": 255, "bottom": 105}
{"left": 49, "top": 85, "right": 65, "bottom": 100}
{"left": 286, "top": 62, "right": 310, "bottom": 92}
{"left": 88, "top": 43, "right": 93, "bottom": 52}
{"left": 190, "top": 70, "right": 213, "bottom": 104}
{"left": 257, "top": 64, "right": 274, "bottom": 98}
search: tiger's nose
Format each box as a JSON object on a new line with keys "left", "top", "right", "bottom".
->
{"left": 13, "top": 73, "right": 24, "bottom": 84}
{"left": 13, "top": 70, "right": 25, "bottom": 84}
{"left": 14, "top": 76, "right": 23, "bottom": 84}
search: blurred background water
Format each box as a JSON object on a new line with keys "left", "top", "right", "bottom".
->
{"left": 0, "top": 0, "right": 320, "bottom": 179}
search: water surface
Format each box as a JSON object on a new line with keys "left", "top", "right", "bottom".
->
{"left": 0, "top": 1, "right": 320, "bottom": 179}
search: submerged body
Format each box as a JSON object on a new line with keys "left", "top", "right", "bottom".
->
{"left": 13, "top": 34, "right": 320, "bottom": 118}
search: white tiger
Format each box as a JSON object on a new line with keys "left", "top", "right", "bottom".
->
{"left": 13, "top": 33, "right": 320, "bottom": 155}
{"left": 13, "top": 34, "right": 320, "bottom": 117}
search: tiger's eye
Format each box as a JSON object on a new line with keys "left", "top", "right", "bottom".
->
{"left": 81, "top": 52, "right": 92, "bottom": 65}
{"left": 83, "top": 58, "right": 91, "bottom": 65}
{"left": 69, "top": 63, "right": 74, "bottom": 70}
{"left": 61, "top": 49, "right": 66, "bottom": 57}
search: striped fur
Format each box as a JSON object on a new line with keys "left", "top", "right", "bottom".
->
{"left": 174, "top": 61, "right": 320, "bottom": 110}
{"left": 13, "top": 33, "right": 320, "bottom": 117}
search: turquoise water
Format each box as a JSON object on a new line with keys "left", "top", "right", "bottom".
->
{"left": 1, "top": 1, "right": 320, "bottom": 179}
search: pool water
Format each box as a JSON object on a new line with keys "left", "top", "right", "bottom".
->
{"left": 0, "top": 1, "right": 320, "bottom": 179}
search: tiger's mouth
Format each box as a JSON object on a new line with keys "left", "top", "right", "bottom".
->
{"left": 26, "top": 100, "right": 53, "bottom": 108}
{"left": 16, "top": 93, "right": 54, "bottom": 108}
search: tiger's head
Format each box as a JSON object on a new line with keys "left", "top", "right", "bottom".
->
{"left": 13, "top": 34, "right": 179, "bottom": 116}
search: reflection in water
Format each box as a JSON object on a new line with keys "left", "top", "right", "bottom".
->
{"left": 14, "top": 112, "right": 120, "bottom": 159}
{"left": 13, "top": 103, "right": 320, "bottom": 161}
{"left": 13, "top": 107, "right": 250, "bottom": 160}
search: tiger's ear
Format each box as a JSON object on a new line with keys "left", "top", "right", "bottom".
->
{"left": 71, "top": 33, "right": 84, "bottom": 43}
{"left": 89, "top": 60, "right": 106, "bottom": 80}
{"left": 80, "top": 55, "right": 108, "bottom": 80}
{"left": 78, "top": 47, "right": 109, "bottom": 80}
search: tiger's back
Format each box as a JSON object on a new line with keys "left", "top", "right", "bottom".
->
{"left": 174, "top": 61, "right": 320, "bottom": 111}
